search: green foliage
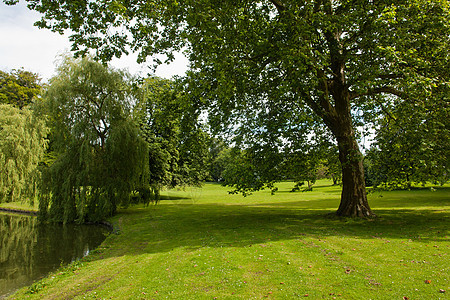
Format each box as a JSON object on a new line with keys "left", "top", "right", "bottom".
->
{"left": 219, "top": 130, "right": 342, "bottom": 195}
{"left": 0, "top": 69, "right": 46, "bottom": 203}
{"left": 0, "top": 104, "right": 48, "bottom": 203}
{"left": 137, "top": 76, "right": 209, "bottom": 195}
{"left": 221, "top": 148, "right": 277, "bottom": 196}
{"left": 0, "top": 69, "right": 42, "bottom": 108}
{"left": 207, "top": 137, "right": 231, "bottom": 182}
{"left": 26, "top": 280, "right": 47, "bottom": 295}
{"left": 14, "top": 0, "right": 450, "bottom": 216}
{"left": 40, "top": 56, "right": 149, "bottom": 223}
{"left": 366, "top": 91, "right": 449, "bottom": 189}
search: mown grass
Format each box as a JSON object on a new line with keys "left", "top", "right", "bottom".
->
{"left": 0, "top": 201, "right": 38, "bottom": 212}
{"left": 7, "top": 180, "right": 450, "bottom": 299}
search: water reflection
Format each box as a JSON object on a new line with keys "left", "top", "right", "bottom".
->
{"left": 0, "top": 213, "right": 109, "bottom": 298}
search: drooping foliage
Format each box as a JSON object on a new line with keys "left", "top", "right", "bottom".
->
{"left": 0, "top": 69, "right": 42, "bottom": 108}
{"left": 0, "top": 104, "right": 48, "bottom": 203}
{"left": 366, "top": 91, "right": 449, "bottom": 189}
{"left": 12, "top": 0, "right": 450, "bottom": 217}
{"left": 40, "top": 57, "right": 149, "bottom": 223}
{"left": 219, "top": 127, "right": 342, "bottom": 195}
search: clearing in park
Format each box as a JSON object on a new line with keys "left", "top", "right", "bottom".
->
{"left": 6, "top": 180, "right": 449, "bottom": 299}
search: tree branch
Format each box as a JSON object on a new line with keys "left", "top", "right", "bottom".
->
{"left": 349, "top": 86, "right": 407, "bottom": 101}
{"left": 269, "top": 0, "right": 286, "bottom": 13}
{"left": 376, "top": 73, "right": 405, "bottom": 80}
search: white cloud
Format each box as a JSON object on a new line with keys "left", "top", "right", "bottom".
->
{"left": 0, "top": 1, "right": 188, "bottom": 81}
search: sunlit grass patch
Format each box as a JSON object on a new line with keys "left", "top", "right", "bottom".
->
{"left": 0, "top": 201, "right": 38, "bottom": 212}
{"left": 8, "top": 180, "right": 449, "bottom": 299}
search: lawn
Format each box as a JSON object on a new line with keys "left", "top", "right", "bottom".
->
{"left": 7, "top": 180, "right": 449, "bottom": 299}
{"left": 0, "top": 201, "right": 38, "bottom": 213}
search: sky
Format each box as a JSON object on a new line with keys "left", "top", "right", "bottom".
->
{"left": 0, "top": 1, "right": 189, "bottom": 81}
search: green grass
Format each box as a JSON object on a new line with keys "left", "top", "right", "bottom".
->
{"left": 8, "top": 180, "right": 449, "bottom": 299}
{"left": 0, "top": 201, "right": 38, "bottom": 212}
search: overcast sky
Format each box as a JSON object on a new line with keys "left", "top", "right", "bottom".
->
{"left": 0, "top": 1, "right": 189, "bottom": 81}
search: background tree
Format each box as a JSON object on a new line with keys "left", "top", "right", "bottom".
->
{"left": 0, "top": 69, "right": 41, "bottom": 108}
{"left": 323, "top": 144, "right": 341, "bottom": 186}
{"left": 207, "top": 137, "right": 231, "bottom": 182}
{"left": 40, "top": 56, "right": 149, "bottom": 223}
{"left": 283, "top": 147, "right": 321, "bottom": 192}
{"left": 281, "top": 123, "right": 341, "bottom": 191}
{"left": 0, "top": 104, "right": 48, "bottom": 203}
{"left": 14, "top": 0, "right": 450, "bottom": 217}
{"left": 137, "top": 76, "right": 209, "bottom": 200}
{"left": 220, "top": 147, "right": 278, "bottom": 196}
{"left": 220, "top": 126, "right": 341, "bottom": 194}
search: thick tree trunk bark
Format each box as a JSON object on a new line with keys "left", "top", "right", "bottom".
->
{"left": 319, "top": 101, "right": 375, "bottom": 217}
{"left": 315, "top": 91, "right": 375, "bottom": 217}
{"left": 335, "top": 132, "right": 374, "bottom": 217}
{"left": 322, "top": 67, "right": 375, "bottom": 218}
{"left": 313, "top": 21, "right": 374, "bottom": 218}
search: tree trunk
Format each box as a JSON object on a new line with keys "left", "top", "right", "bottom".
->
{"left": 336, "top": 135, "right": 374, "bottom": 217}
{"left": 321, "top": 104, "right": 375, "bottom": 217}
{"left": 324, "top": 69, "right": 375, "bottom": 218}
{"left": 314, "top": 22, "right": 374, "bottom": 218}
{"left": 317, "top": 94, "right": 374, "bottom": 217}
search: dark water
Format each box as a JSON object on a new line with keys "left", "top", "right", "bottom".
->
{"left": 0, "top": 213, "right": 109, "bottom": 298}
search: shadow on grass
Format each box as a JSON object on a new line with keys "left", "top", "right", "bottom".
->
{"left": 99, "top": 200, "right": 449, "bottom": 259}
{"left": 159, "top": 195, "right": 190, "bottom": 201}
{"left": 273, "top": 184, "right": 341, "bottom": 193}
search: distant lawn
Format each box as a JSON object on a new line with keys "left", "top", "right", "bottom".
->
{"left": 0, "top": 200, "right": 38, "bottom": 212}
{"left": 8, "top": 180, "right": 449, "bottom": 299}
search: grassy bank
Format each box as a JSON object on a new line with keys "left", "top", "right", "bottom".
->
{"left": 0, "top": 201, "right": 38, "bottom": 213}
{"left": 8, "top": 180, "right": 449, "bottom": 299}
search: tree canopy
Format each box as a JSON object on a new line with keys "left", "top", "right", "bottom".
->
{"left": 0, "top": 69, "right": 42, "bottom": 108}
{"left": 137, "top": 76, "right": 209, "bottom": 199}
{"left": 40, "top": 57, "right": 149, "bottom": 223}
{"left": 366, "top": 92, "right": 449, "bottom": 189}
{"left": 0, "top": 69, "right": 46, "bottom": 204}
{"left": 13, "top": 0, "right": 450, "bottom": 217}
{"left": 0, "top": 104, "right": 48, "bottom": 203}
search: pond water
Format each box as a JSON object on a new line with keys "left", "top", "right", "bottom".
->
{"left": 0, "top": 213, "right": 110, "bottom": 298}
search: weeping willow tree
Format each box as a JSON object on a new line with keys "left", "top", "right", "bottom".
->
{"left": 15, "top": 0, "right": 450, "bottom": 217}
{"left": 40, "top": 56, "right": 149, "bottom": 223}
{"left": 0, "top": 104, "right": 48, "bottom": 203}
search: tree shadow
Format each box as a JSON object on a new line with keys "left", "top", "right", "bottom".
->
{"left": 159, "top": 195, "right": 190, "bottom": 201}
{"left": 273, "top": 183, "right": 341, "bottom": 193}
{"left": 94, "top": 201, "right": 449, "bottom": 260}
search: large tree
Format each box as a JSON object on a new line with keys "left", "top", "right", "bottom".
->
{"left": 15, "top": 0, "right": 450, "bottom": 217}
{"left": 137, "top": 76, "right": 209, "bottom": 199}
{"left": 0, "top": 104, "right": 48, "bottom": 203}
{"left": 0, "top": 69, "right": 42, "bottom": 109}
{"left": 40, "top": 56, "right": 149, "bottom": 223}
{"left": 0, "top": 69, "right": 46, "bottom": 203}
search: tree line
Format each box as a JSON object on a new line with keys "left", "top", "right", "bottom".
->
{"left": 1, "top": 56, "right": 448, "bottom": 223}
{"left": 1, "top": 58, "right": 210, "bottom": 223}
{"left": 1, "top": 0, "right": 449, "bottom": 220}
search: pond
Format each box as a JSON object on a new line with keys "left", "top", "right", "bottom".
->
{"left": 0, "top": 212, "right": 110, "bottom": 298}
